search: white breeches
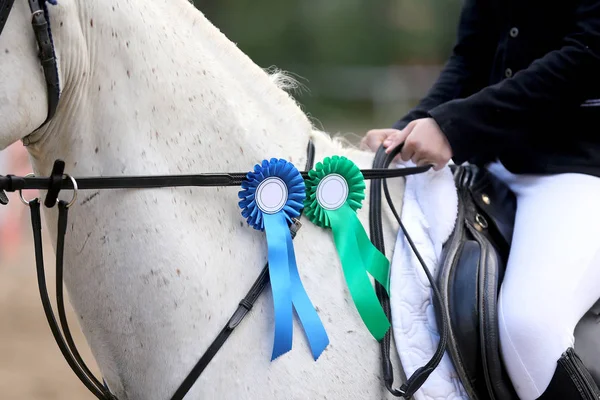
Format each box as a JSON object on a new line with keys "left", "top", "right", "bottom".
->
{"left": 486, "top": 161, "right": 600, "bottom": 400}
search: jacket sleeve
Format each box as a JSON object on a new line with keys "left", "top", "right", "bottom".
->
{"left": 429, "top": 0, "right": 600, "bottom": 164}
{"left": 392, "top": 0, "right": 496, "bottom": 130}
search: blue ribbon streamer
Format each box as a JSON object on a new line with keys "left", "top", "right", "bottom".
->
{"left": 239, "top": 158, "right": 329, "bottom": 361}
{"left": 263, "top": 213, "right": 293, "bottom": 359}
{"left": 264, "top": 213, "right": 329, "bottom": 360}
{"left": 285, "top": 220, "right": 330, "bottom": 359}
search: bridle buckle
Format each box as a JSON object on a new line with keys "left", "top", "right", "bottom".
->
{"left": 290, "top": 218, "right": 302, "bottom": 238}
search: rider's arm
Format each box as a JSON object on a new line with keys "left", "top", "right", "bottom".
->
{"left": 429, "top": 0, "right": 600, "bottom": 164}
{"left": 392, "top": 0, "right": 496, "bottom": 130}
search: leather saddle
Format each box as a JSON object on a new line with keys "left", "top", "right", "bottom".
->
{"left": 436, "top": 164, "right": 600, "bottom": 400}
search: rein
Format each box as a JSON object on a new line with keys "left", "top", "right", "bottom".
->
{"left": 0, "top": 141, "right": 449, "bottom": 399}
{"left": 369, "top": 144, "right": 450, "bottom": 397}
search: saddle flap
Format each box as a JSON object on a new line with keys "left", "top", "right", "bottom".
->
{"left": 439, "top": 165, "right": 519, "bottom": 400}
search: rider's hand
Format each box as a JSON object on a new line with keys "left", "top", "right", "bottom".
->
{"left": 360, "top": 128, "right": 400, "bottom": 153}
{"left": 380, "top": 118, "right": 452, "bottom": 171}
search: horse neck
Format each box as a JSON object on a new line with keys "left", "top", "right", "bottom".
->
{"left": 15, "top": 3, "right": 390, "bottom": 397}
{"left": 28, "top": 0, "right": 314, "bottom": 180}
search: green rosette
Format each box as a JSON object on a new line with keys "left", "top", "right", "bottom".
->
{"left": 304, "top": 155, "right": 391, "bottom": 340}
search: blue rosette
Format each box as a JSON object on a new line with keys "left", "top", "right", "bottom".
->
{"left": 239, "top": 158, "right": 329, "bottom": 361}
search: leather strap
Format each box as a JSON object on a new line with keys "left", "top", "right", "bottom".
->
{"left": 169, "top": 141, "right": 315, "bottom": 400}
{"left": 27, "top": 0, "right": 60, "bottom": 129}
{"left": 29, "top": 199, "right": 115, "bottom": 399}
{"left": 369, "top": 144, "right": 449, "bottom": 398}
{"left": 0, "top": 166, "right": 431, "bottom": 193}
{"left": 44, "top": 159, "right": 65, "bottom": 207}
{"left": 55, "top": 200, "right": 114, "bottom": 398}
{"left": 169, "top": 221, "right": 303, "bottom": 400}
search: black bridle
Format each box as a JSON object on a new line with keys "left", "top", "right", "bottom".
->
{"left": 1, "top": 1, "right": 449, "bottom": 398}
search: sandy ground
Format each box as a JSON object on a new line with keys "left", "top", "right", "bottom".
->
{"left": 0, "top": 213, "right": 98, "bottom": 399}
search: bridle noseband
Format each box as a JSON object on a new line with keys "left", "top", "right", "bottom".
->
{"left": 0, "top": 0, "right": 60, "bottom": 141}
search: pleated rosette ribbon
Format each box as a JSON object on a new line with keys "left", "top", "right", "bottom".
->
{"left": 238, "top": 158, "right": 329, "bottom": 360}
{"left": 304, "top": 156, "right": 391, "bottom": 340}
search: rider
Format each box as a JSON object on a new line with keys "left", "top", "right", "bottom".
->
{"left": 362, "top": 1, "right": 600, "bottom": 399}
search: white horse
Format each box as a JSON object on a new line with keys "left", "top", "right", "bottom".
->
{"left": 1, "top": 0, "right": 410, "bottom": 398}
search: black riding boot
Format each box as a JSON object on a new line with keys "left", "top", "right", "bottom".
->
{"left": 536, "top": 347, "right": 600, "bottom": 400}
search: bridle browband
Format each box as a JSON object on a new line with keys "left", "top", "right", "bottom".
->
{"left": 1, "top": 1, "right": 449, "bottom": 398}
{"left": 0, "top": 0, "right": 60, "bottom": 139}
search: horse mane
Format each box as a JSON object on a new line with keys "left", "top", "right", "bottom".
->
{"left": 265, "top": 66, "right": 362, "bottom": 153}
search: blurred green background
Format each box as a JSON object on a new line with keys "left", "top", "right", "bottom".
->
{"left": 194, "top": 0, "right": 463, "bottom": 140}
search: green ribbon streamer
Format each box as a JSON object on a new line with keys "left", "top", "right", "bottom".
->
{"left": 326, "top": 204, "right": 390, "bottom": 340}
{"left": 304, "top": 155, "right": 391, "bottom": 341}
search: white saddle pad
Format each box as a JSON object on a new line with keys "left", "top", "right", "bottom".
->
{"left": 389, "top": 162, "right": 468, "bottom": 400}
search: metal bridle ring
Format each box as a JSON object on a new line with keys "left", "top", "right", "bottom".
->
{"left": 63, "top": 174, "right": 78, "bottom": 208}
{"left": 19, "top": 173, "right": 38, "bottom": 205}
{"left": 475, "top": 213, "right": 488, "bottom": 229}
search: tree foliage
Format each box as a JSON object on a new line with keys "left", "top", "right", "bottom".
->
{"left": 193, "top": 0, "right": 463, "bottom": 130}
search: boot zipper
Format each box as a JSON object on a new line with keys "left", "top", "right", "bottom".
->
{"left": 561, "top": 349, "right": 600, "bottom": 399}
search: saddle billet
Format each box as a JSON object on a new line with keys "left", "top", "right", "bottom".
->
{"left": 437, "top": 163, "right": 600, "bottom": 399}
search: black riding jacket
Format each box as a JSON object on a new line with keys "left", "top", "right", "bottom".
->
{"left": 393, "top": 0, "right": 600, "bottom": 176}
